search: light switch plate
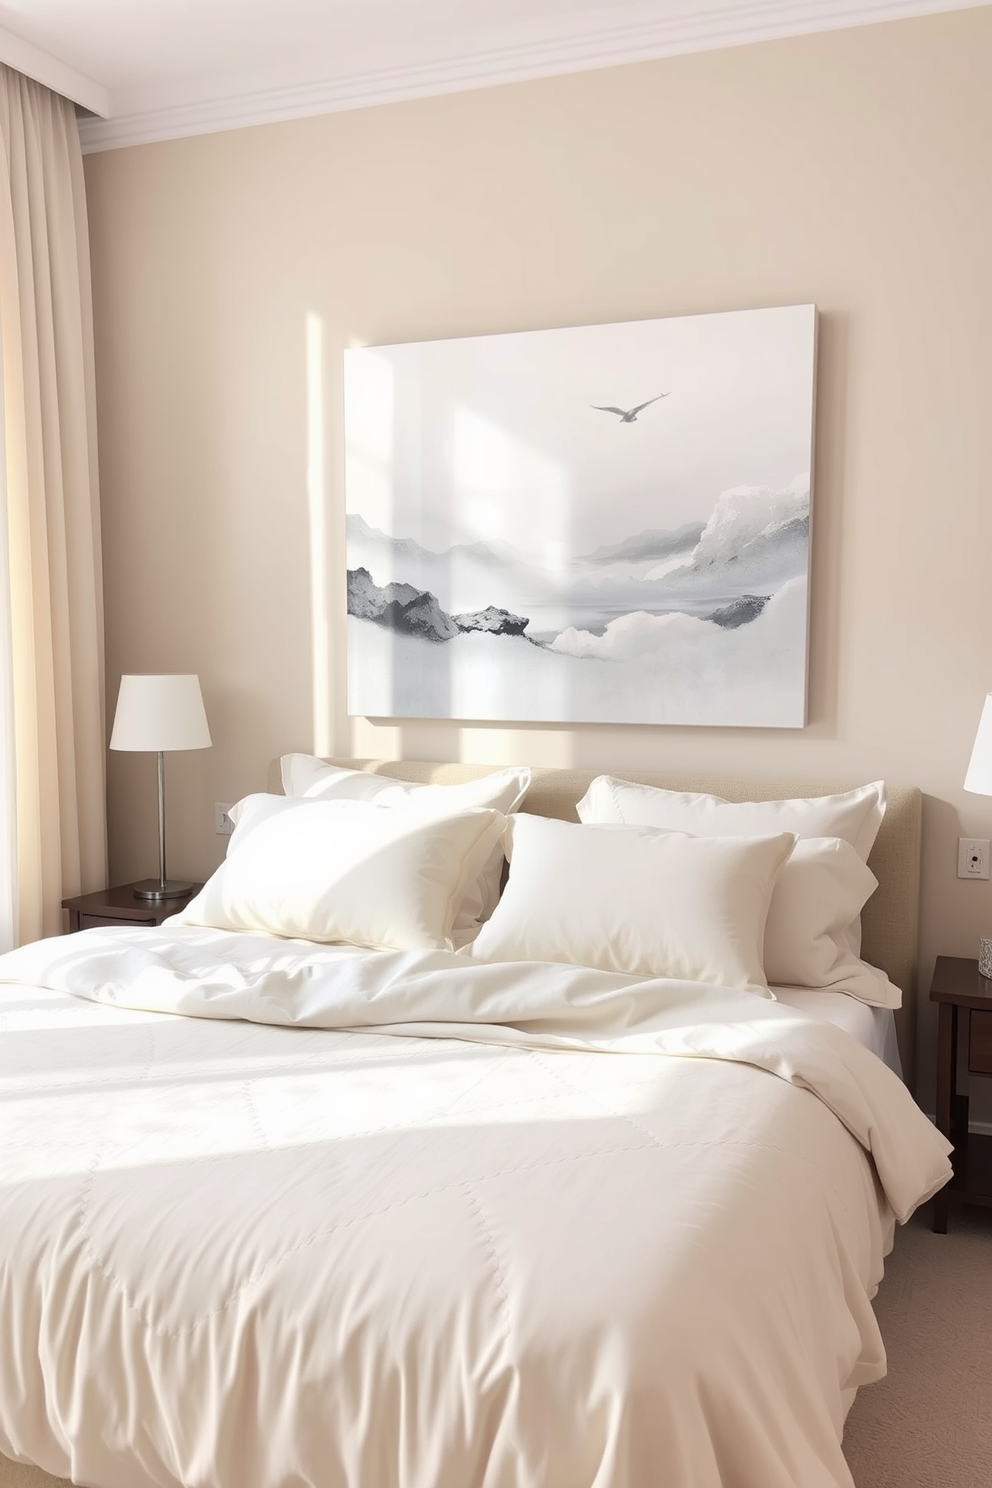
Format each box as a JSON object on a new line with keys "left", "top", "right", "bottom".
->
{"left": 214, "top": 803, "right": 236, "bottom": 836}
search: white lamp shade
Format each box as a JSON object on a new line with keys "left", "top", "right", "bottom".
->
{"left": 110, "top": 674, "right": 212, "bottom": 752}
{"left": 964, "top": 693, "right": 992, "bottom": 796}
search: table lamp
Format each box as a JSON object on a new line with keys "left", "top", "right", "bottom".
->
{"left": 109, "top": 674, "right": 212, "bottom": 900}
{"left": 964, "top": 691, "right": 992, "bottom": 977}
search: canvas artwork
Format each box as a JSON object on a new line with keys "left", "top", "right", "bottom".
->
{"left": 343, "top": 304, "right": 816, "bottom": 726}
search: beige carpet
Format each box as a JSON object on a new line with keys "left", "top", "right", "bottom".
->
{"left": 843, "top": 1202, "right": 992, "bottom": 1487}
{"left": 3, "top": 1203, "right": 990, "bottom": 1488}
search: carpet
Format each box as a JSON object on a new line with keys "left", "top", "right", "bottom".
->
{"left": 843, "top": 1202, "right": 992, "bottom": 1487}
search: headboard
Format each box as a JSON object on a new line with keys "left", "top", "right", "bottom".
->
{"left": 284, "top": 759, "right": 922, "bottom": 1087}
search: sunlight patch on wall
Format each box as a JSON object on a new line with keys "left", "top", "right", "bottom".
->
{"left": 306, "top": 312, "right": 331, "bottom": 756}
{"left": 456, "top": 728, "right": 576, "bottom": 768}
{"left": 344, "top": 349, "right": 396, "bottom": 540}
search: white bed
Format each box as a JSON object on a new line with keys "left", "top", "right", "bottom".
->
{"left": 0, "top": 763, "right": 949, "bottom": 1488}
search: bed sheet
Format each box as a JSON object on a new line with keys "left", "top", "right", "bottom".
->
{"left": 0, "top": 929, "right": 950, "bottom": 1488}
{"left": 773, "top": 985, "right": 902, "bottom": 1076}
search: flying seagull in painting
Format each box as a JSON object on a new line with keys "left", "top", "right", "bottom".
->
{"left": 590, "top": 393, "right": 670, "bottom": 423}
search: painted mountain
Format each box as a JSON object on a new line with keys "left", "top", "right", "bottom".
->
{"left": 345, "top": 475, "right": 811, "bottom": 727}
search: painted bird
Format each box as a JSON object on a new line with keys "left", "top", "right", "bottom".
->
{"left": 590, "top": 394, "right": 670, "bottom": 422}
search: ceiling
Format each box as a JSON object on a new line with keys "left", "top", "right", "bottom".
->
{"left": 0, "top": 0, "right": 980, "bottom": 151}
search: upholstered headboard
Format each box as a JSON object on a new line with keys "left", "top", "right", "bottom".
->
{"left": 280, "top": 760, "right": 922, "bottom": 1086}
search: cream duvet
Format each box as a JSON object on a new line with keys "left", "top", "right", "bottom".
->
{"left": 0, "top": 927, "right": 951, "bottom": 1488}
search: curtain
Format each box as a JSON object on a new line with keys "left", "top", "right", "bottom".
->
{"left": 0, "top": 63, "right": 106, "bottom": 949}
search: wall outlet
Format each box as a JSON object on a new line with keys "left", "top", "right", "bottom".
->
{"left": 957, "top": 838, "right": 990, "bottom": 879}
{"left": 214, "top": 803, "right": 236, "bottom": 836}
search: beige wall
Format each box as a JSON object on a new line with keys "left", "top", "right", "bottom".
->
{"left": 83, "top": 6, "right": 992, "bottom": 1108}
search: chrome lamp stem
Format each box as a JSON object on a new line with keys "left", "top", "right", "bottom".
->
{"left": 132, "top": 750, "right": 194, "bottom": 901}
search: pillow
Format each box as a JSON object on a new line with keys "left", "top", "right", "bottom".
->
{"left": 470, "top": 815, "right": 795, "bottom": 994}
{"left": 280, "top": 756, "right": 531, "bottom": 814}
{"left": 170, "top": 794, "right": 507, "bottom": 952}
{"left": 576, "top": 776, "right": 886, "bottom": 860}
{"left": 762, "top": 837, "right": 898, "bottom": 1007}
{"left": 279, "top": 756, "right": 532, "bottom": 941}
{"left": 577, "top": 775, "right": 887, "bottom": 975}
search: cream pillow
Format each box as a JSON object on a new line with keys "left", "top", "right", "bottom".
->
{"left": 577, "top": 776, "right": 886, "bottom": 860}
{"left": 470, "top": 815, "right": 795, "bottom": 994}
{"left": 762, "top": 838, "right": 898, "bottom": 1007}
{"left": 577, "top": 775, "right": 888, "bottom": 983}
{"left": 279, "top": 756, "right": 531, "bottom": 940}
{"left": 280, "top": 756, "right": 531, "bottom": 816}
{"left": 171, "top": 794, "right": 507, "bottom": 951}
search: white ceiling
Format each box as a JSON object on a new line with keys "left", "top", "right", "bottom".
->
{"left": 0, "top": 0, "right": 981, "bottom": 152}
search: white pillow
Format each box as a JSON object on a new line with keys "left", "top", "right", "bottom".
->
{"left": 762, "top": 837, "right": 898, "bottom": 1007}
{"left": 279, "top": 756, "right": 531, "bottom": 941}
{"left": 577, "top": 776, "right": 886, "bottom": 860}
{"left": 280, "top": 756, "right": 531, "bottom": 814}
{"left": 470, "top": 815, "right": 795, "bottom": 995}
{"left": 171, "top": 794, "right": 507, "bottom": 951}
{"left": 577, "top": 775, "right": 888, "bottom": 981}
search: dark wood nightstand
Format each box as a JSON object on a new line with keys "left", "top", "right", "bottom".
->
{"left": 62, "top": 883, "right": 203, "bottom": 932}
{"left": 930, "top": 954, "right": 992, "bottom": 1232}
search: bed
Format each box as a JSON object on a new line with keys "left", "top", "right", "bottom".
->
{"left": 0, "top": 762, "right": 950, "bottom": 1488}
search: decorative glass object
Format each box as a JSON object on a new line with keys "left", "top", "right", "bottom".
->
{"left": 979, "top": 938, "right": 992, "bottom": 980}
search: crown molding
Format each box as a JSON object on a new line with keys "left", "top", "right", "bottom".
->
{"left": 0, "top": 22, "right": 109, "bottom": 116}
{"left": 77, "top": 0, "right": 982, "bottom": 154}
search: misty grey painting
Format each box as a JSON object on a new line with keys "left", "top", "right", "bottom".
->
{"left": 343, "top": 304, "right": 816, "bottom": 726}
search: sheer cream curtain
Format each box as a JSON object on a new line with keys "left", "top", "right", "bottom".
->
{"left": 0, "top": 63, "right": 106, "bottom": 949}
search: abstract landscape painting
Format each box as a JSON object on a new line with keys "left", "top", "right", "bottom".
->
{"left": 343, "top": 304, "right": 816, "bottom": 726}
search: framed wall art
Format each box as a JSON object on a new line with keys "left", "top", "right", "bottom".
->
{"left": 344, "top": 303, "right": 816, "bottom": 727}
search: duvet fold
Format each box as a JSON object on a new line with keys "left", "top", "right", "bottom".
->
{"left": 0, "top": 924, "right": 951, "bottom": 1220}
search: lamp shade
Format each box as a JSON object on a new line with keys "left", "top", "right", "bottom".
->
{"left": 964, "top": 693, "right": 992, "bottom": 796}
{"left": 110, "top": 674, "right": 211, "bottom": 753}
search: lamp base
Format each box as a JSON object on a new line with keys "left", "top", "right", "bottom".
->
{"left": 132, "top": 879, "right": 195, "bottom": 901}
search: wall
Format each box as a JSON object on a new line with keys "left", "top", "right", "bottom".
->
{"left": 83, "top": 6, "right": 992, "bottom": 1108}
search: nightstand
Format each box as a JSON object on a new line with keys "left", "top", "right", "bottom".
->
{"left": 62, "top": 883, "right": 202, "bottom": 932}
{"left": 930, "top": 954, "right": 992, "bottom": 1232}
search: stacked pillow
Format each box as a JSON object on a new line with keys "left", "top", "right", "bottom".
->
{"left": 278, "top": 756, "right": 532, "bottom": 942}
{"left": 171, "top": 793, "right": 508, "bottom": 952}
{"left": 471, "top": 814, "right": 796, "bottom": 995}
{"left": 173, "top": 758, "right": 533, "bottom": 950}
{"left": 571, "top": 776, "right": 895, "bottom": 1007}
{"left": 173, "top": 757, "right": 894, "bottom": 1008}
{"left": 280, "top": 755, "right": 531, "bottom": 819}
